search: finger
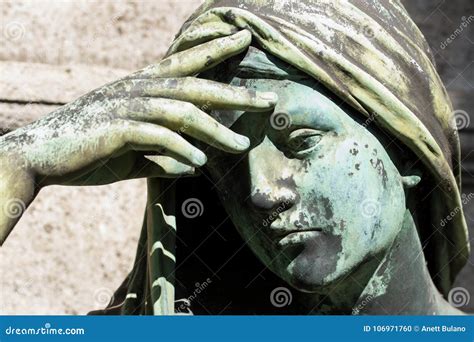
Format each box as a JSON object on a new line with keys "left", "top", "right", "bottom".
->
{"left": 118, "top": 98, "right": 251, "bottom": 153}
{"left": 132, "top": 30, "right": 252, "bottom": 78}
{"left": 115, "top": 120, "right": 207, "bottom": 167}
{"left": 130, "top": 155, "right": 200, "bottom": 179}
{"left": 126, "top": 77, "right": 278, "bottom": 112}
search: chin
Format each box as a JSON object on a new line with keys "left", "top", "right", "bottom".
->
{"left": 270, "top": 249, "right": 349, "bottom": 293}
{"left": 276, "top": 263, "right": 332, "bottom": 293}
{"left": 274, "top": 242, "right": 343, "bottom": 290}
{"left": 286, "top": 279, "right": 320, "bottom": 293}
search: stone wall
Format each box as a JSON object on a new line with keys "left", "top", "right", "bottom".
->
{"left": 0, "top": 0, "right": 201, "bottom": 315}
{"left": 0, "top": 0, "right": 472, "bottom": 314}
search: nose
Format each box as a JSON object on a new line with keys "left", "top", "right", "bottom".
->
{"left": 247, "top": 140, "right": 297, "bottom": 213}
{"left": 249, "top": 185, "right": 296, "bottom": 213}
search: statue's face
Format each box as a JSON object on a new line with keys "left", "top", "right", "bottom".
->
{"left": 205, "top": 77, "right": 407, "bottom": 293}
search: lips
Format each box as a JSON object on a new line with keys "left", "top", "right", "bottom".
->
{"left": 269, "top": 227, "right": 323, "bottom": 240}
{"left": 277, "top": 229, "right": 323, "bottom": 247}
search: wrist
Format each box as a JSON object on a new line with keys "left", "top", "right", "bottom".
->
{"left": 0, "top": 151, "right": 36, "bottom": 245}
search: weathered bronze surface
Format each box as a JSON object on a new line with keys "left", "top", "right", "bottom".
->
{"left": 0, "top": 0, "right": 469, "bottom": 315}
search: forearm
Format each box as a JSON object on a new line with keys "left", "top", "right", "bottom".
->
{"left": 0, "top": 151, "right": 36, "bottom": 245}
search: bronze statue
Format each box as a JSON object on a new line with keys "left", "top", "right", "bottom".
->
{"left": 0, "top": 0, "right": 469, "bottom": 315}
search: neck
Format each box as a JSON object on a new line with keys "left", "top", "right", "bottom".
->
{"left": 294, "top": 210, "right": 461, "bottom": 315}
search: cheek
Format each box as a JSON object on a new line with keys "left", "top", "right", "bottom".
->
{"left": 338, "top": 143, "right": 406, "bottom": 249}
{"left": 206, "top": 163, "right": 276, "bottom": 262}
{"left": 297, "top": 139, "right": 405, "bottom": 279}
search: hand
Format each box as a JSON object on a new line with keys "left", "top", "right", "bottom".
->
{"left": 0, "top": 30, "right": 278, "bottom": 243}
{"left": 0, "top": 30, "right": 278, "bottom": 185}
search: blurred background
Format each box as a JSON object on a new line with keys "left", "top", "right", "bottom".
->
{"left": 0, "top": 0, "right": 472, "bottom": 314}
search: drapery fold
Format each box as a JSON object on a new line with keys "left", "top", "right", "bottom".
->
{"left": 113, "top": 0, "right": 468, "bottom": 314}
{"left": 166, "top": 0, "right": 468, "bottom": 296}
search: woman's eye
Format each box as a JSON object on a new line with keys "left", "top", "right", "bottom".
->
{"left": 287, "top": 128, "right": 324, "bottom": 155}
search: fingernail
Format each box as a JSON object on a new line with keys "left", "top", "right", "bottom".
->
{"left": 259, "top": 92, "right": 278, "bottom": 104}
{"left": 186, "top": 168, "right": 202, "bottom": 177}
{"left": 184, "top": 167, "right": 196, "bottom": 175}
{"left": 234, "top": 135, "right": 250, "bottom": 148}
{"left": 193, "top": 152, "right": 207, "bottom": 166}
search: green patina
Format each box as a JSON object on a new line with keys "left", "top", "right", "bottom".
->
{"left": 0, "top": 0, "right": 469, "bottom": 315}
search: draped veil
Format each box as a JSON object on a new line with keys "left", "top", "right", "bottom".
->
{"left": 100, "top": 0, "right": 469, "bottom": 315}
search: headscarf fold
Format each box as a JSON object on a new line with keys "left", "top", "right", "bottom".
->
{"left": 114, "top": 0, "right": 469, "bottom": 314}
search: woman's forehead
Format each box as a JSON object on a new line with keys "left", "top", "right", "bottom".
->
{"left": 199, "top": 45, "right": 308, "bottom": 84}
{"left": 202, "top": 46, "right": 354, "bottom": 129}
